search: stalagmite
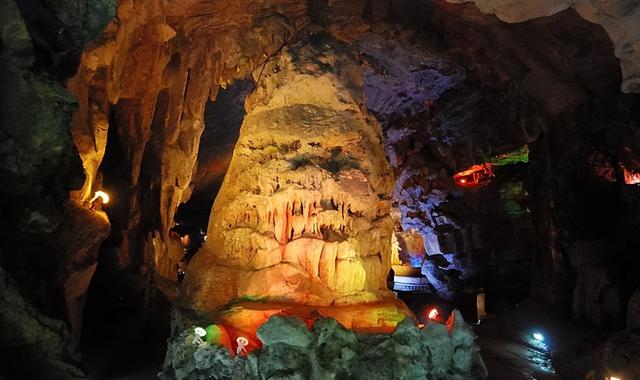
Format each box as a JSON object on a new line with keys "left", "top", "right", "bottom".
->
{"left": 183, "top": 36, "right": 407, "bottom": 327}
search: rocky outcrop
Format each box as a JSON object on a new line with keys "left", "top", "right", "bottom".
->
{"left": 0, "top": 266, "right": 85, "bottom": 380}
{"left": 592, "top": 289, "right": 640, "bottom": 379}
{"left": 0, "top": 0, "right": 113, "bottom": 359}
{"left": 54, "top": 200, "right": 111, "bottom": 339}
{"left": 68, "top": 0, "right": 310, "bottom": 277}
{"left": 569, "top": 240, "right": 625, "bottom": 326}
{"left": 445, "top": 0, "right": 640, "bottom": 93}
{"left": 183, "top": 34, "right": 398, "bottom": 311}
{"left": 163, "top": 313, "right": 487, "bottom": 380}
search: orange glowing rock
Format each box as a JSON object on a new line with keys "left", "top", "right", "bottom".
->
{"left": 453, "top": 163, "right": 494, "bottom": 188}
{"left": 214, "top": 299, "right": 412, "bottom": 349}
{"left": 623, "top": 167, "right": 640, "bottom": 185}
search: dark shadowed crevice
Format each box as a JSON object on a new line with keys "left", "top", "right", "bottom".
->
{"left": 175, "top": 79, "right": 255, "bottom": 229}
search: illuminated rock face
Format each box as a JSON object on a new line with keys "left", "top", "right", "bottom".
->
{"left": 184, "top": 37, "right": 396, "bottom": 311}
{"left": 68, "top": 0, "right": 309, "bottom": 276}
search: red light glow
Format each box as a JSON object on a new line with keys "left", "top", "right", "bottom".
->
{"left": 453, "top": 163, "right": 494, "bottom": 188}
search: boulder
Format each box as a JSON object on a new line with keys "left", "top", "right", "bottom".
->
{"left": 257, "top": 316, "right": 312, "bottom": 348}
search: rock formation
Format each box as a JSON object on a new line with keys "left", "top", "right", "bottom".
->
{"left": 68, "top": 0, "right": 309, "bottom": 278}
{"left": 0, "top": 0, "right": 112, "bottom": 370}
{"left": 183, "top": 34, "right": 403, "bottom": 319}
{"left": 2, "top": 0, "right": 639, "bottom": 377}
{"left": 445, "top": 0, "right": 640, "bottom": 93}
{"left": 163, "top": 313, "right": 487, "bottom": 380}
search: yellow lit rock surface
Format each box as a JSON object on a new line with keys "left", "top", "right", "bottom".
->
{"left": 183, "top": 37, "right": 401, "bottom": 318}
{"left": 67, "top": 0, "right": 309, "bottom": 274}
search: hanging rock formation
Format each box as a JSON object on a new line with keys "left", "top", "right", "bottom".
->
{"left": 68, "top": 0, "right": 309, "bottom": 276}
{"left": 183, "top": 34, "right": 404, "bottom": 319}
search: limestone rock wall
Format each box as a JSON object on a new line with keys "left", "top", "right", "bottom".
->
{"left": 68, "top": 0, "right": 309, "bottom": 276}
{"left": 184, "top": 36, "right": 397, "bottom": 310}
{"left": 0, "top": 0, "right": 113, "bottom": 358}
{"left": 445, "top": 0, "right": 640, "bottom": 93}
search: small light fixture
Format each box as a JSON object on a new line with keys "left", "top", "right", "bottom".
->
{"left": 90, "top": 190, "right": 110, "bottom": 204}
{"left": 427, "top": 307, "right": 439, "bottom": 320}
{"left": 607, "top": 376, "right": 621, "bottom": 380}
{"left": 192, "top": 326, "right": 207, "bottom": 347}
{"left": 236, "top": 336, "right": 249, "bottom": 356}
{"left": 532, "top": 332, "right": 544, "bottom": 341}
{"left": 89, "top": 190, "right": 110, "bottom": 210}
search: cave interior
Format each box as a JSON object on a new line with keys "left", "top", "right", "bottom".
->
{"left": 1, "top": 0, "right": 640, "bottom": 379}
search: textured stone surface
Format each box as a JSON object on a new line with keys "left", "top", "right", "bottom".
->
{"left": 68, "top": 0, "right": 309, "bottom": 277}
{"left": 183, "top": 35, "right": 397, "bottom": 310}
{"left": 163, "top": 314, "right": 486, "bottom": 380}
{"left": 55, "top": 200, "right": 111, "bottom": 339}
{"left": 444, "top": 0, "right": 640, "bottom": 93}
{"left": 586, "top": 288, "right": 640, "bottom": 379}
{"left": 0, "top": 0, "right": 113, "bottom": 360}
{"left": 597, "top": 329, "right": 640, "bottom": 380}
{"left": 257, "top": 316, "right": 312, "bottom": 348}
{"left": 569, "top": 240, "right": 624, "bottom": 326}
{"left": 0, "top": 267, "right": 85, "bottom": 379}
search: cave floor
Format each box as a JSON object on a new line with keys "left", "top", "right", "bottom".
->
{"left": 474, "top": 299, "right": 609, "bottom": 380}
{"left": 80, "top": 259, "right": 607, "bottom": 380}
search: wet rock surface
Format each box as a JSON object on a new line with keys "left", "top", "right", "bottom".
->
{"left": 475, "top": 300, "right": 608, "bottom": 380}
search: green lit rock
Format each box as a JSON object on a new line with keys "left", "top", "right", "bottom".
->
{"left": 421, "top": 321, "right": 454, "bottom": 378}
{"left": 257, "top": 315, "right": 312, "bottom": 348}
{"left": 163, "top": 313, "right": 487, "bottom": 380}
{"left": 308, "top": 318, "right": 359, "bottom": 379}
{"left": 488, "top": 145, "right": 529, "bottom": 166}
